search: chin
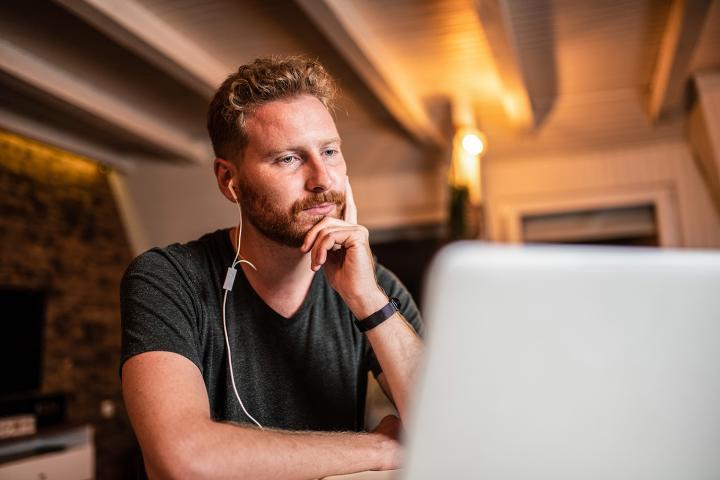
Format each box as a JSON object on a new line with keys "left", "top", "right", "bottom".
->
{"left": 302, "top": 214, "right": 326, "bottom": 228}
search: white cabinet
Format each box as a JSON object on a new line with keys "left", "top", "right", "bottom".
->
{"left": 0, "top": 425, "right": 94, "bottom": 480}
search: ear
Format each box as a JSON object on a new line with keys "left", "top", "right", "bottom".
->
{"left": 214, "top": 157, "right": 238, "bottom": 203}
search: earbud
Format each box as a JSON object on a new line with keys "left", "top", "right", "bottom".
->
{"left": 228, "top": 179, "right": 239, "bottom": 203}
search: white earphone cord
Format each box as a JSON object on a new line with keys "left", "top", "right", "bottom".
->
{"left": 222, "top": 187, "right": 263, "bottom": 429}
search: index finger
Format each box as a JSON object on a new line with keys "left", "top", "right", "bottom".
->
{"left": 343, "top": 175, "right": 358, "bottom": 225}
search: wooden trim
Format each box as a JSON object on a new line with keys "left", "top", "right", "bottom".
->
{"left": 55, "top": 0, "right": 227, "bottom": 97}
{"left": 474, "top": 0, "right": 537, "bottom": 130}
{"left": 0, "top": 107, "right": 135, "bottom": 172}
{"left": 647, "top": 0, "right": 711, "bottom": 122}
{"left": 0, "top": 40, "right": 210, "bottom": 164}
{"left": 495, "top": 184, "right": 682, "bottom": 247}
{"left": 294, "top": 0, "right": 445, "bottom": 148}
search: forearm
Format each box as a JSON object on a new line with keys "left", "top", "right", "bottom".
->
{"left": 365, "top": 312, "right": 423, "bottom": 420}
{"left": 345, "top": 288, "right": 423, "bottom": 421}
{"left": 149, "top": 418, "right": 392, "bottom": 479}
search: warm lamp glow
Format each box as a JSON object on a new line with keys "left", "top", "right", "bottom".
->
{"left": 0, "top": 131, "right": 100, "bottom": 181}
{"left": 450, "top": 127, "right": 487, "bottom": 205}
{"left": 502, "top": 93, "right": 519, "bottom": 119}
{"left": 461, "top": 133, "right": 485, "bottom": 156}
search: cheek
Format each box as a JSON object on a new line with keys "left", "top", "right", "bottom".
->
{"left": 332, "top": 156, "right": 348, "bottom": 179}
{"left": 241, "top": 169, "right": 288, "bottom": 202}
{"left": 238, "top": 173, "right": 275, "bottom": 204}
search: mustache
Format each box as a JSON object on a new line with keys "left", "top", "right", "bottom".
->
{"left": 291, "top": 190, "right": 345, "bottom": 216}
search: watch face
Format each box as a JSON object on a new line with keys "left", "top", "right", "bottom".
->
{"left": 390, "top": 297, "right": 401, "bottom": 310}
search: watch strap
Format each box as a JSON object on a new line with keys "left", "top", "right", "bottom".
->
{"left": 354, "top": 297, "right": 401, "bottom": 332}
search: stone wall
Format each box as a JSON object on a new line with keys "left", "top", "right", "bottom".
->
{"left": 0, "top": 131, "right": 137, "bottom": 478}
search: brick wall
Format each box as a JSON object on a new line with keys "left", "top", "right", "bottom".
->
{"left": 0, "top": 131, "right": 138, "bottom": 478}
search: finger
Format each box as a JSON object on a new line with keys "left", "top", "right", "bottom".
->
{"left": 311, "top": 226, "right": 358, "bottom": 270}
{"left": 311, "top": 226, "right": 356, "bottom": 264}
{"left": 301, "top": 216, "right": 345, "bottom": 253}
{"left": 344, "top": 176, "right": 358, "bottom": 225}
{"left": 312, "top": 233, "right": 341, "bottom": 270}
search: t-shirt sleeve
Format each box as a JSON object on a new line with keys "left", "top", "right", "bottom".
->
{"left": 120, "top": 249, "right": 203, "bottom": 377}
{"left": 365, "top": 263, "right": 425, "bottom": 379}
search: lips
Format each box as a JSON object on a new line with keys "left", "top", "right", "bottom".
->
{"left": 302, "top": 203, "right": 336, "bottom": 215}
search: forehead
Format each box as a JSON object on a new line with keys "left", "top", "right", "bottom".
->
{"left": 244, "top": 95, "right": 339, "bottom": 154}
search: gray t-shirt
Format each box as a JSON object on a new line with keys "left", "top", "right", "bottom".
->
{"left": 120, "top": 228, "right": 422, "bottom": 432}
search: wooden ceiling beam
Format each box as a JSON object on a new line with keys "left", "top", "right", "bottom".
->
{"left": 294, "top": 0, "right": 445, "bottom": 149}
{"left": 0, "top": 107, "right": 135, "bottom": 172}
{"left": 53, "top": 0, "right": 227, "bottom": 97}
{"left": 647, "top": 0, "right": 711, "bottom": 123}
{"left": 474, "top": 0, "right": 536, "bottom": 131}
{"left": 0, "top": 40, "right": 210, "bottom": 164}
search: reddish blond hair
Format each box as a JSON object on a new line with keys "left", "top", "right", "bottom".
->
{"left": 207, "top": 56, "right": 338, "bottom": 161}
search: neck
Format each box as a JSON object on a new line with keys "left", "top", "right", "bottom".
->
{"left": 229, "top": 224, "right": 315, "bottom": 316}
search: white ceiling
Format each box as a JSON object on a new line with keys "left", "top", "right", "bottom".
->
{"left": 2, "top": 0, "right": 718, "bottom": 165}
{"left": 1, "top": 0, "right": 718, "bottom": 249}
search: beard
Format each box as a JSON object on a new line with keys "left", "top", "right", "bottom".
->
{"left": 237, "top": 181, "right": 346, "bottom": 248}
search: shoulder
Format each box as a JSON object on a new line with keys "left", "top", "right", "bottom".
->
{"left": 373, "top": 261, "right": 405, "bottom": 294}
{"left": 122, "top": 229, "right": 229, "bottom": 291}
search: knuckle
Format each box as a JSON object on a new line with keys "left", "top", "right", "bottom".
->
{"left": 314, "top": 217, "right": 331, "bottom": 229}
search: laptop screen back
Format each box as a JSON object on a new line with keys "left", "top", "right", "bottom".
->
{"left": 404, "top": 243, "right": 720, "bottom": 480}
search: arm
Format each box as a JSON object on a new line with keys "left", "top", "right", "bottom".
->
{"left": 301, "top": 179, "right": 423, "bottom": 421}
{"left": 122, "top": 351, "right": 400, "bottom": 479}
{"left": 365, "top": 310, "right": 423, "bottom": 420}
{"left": 342, "top": 286, "right": 422, "bottom": 421}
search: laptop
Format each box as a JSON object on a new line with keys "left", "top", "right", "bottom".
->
{"left": 402, "top": 242, "right": 720, "bottom": 479}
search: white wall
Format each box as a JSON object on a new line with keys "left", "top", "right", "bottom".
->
{"left": 109, "top": 160, "right": 231, "bottom": 255}
{"left": 110, "top": 159, "right": 447, "bottom": 256}
{"left": 484, "top": 140, "right": 720, "bottom": 249}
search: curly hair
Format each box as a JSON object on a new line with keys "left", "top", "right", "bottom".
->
{"left": 207, "top": 56, "right": 338, "bottom": 161}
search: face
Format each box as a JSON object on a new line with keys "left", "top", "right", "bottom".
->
{"left": 235, "top": 94, "right": 347, "bottom": 248}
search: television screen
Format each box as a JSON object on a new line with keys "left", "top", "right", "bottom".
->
{"left": 0, "top": 288, "right": 46, "bottom": 396}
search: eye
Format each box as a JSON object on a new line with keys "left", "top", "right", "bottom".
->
{"left": 277, "top": 155, "right": 300, "bottom": 166}
{"left": 323, "top": 148, "right": 339, "bottom": 157}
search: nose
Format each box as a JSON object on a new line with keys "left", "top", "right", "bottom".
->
{"left": 305, "top": 154, "right": 333, "bottom": 193}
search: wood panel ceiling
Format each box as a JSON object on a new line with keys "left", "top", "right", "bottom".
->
{"left": 350, "top": 0, "right": 503, "bottom": 100}
{"left": 1, "top": 0, "right": 718, "bottom": 169}
{"left": 691, "top": 0, "right": 720, "bottom": 72}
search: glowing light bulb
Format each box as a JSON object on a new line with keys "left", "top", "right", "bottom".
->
{"left": 462, "top": 133, "right": 484, "bottom": 155}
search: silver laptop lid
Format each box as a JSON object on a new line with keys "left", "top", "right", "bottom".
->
{"left": 403, "top": 243, "right": 720, "bottom": 480}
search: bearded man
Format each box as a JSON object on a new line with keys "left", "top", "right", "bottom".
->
{"left": 120, "top": 56, "right": 424, "bottom": 479}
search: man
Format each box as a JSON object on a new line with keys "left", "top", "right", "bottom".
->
{"left": 121, "top": 56, "right": 423, "bottom": 479}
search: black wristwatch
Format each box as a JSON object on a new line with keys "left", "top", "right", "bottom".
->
{"left": 354, "top": 297, "right": 401, "bottom": 333}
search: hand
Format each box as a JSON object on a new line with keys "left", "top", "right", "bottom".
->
{"left": 370, "top": 415, "right": 403, "bottom": 471}
{"left": 300, "top": 177, "right": 387, "bottom": 318}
